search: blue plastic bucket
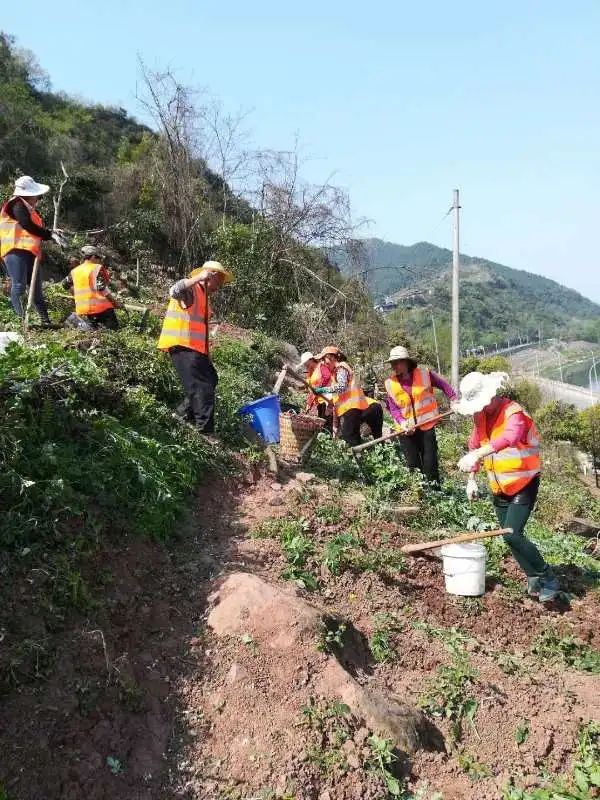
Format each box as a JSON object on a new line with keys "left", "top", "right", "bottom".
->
{"left": 238, "top": 394, "right": 281, "bottom": 443}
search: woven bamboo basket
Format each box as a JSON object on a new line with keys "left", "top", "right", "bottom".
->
{"left": 278, "top": 413, "right": 325, "bottom": 462}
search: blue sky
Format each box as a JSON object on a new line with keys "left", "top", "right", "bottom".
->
{"left": 4, "top": 1, "right": 600, "bottom": 301}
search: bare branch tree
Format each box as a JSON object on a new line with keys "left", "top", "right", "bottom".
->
{"left": 200, "top": 100, "right": 252, "bottom": 227}
{"left": 136, "top": 60, "right": 207, "bottom": 273}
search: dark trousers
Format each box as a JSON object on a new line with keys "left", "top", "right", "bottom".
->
{"left": 340, "top": 403, "right": 383, "bottom": 447}
{"left": 3, "top": 250, "right": 49, "bottom": 321}
{"left": 400, "top": 426, "right": 440, "bottom": 487}
{"left": 493, "top": 475, "right": 546, "bottom": 577}
{"left": 317, "top": 402, "right": 333, "bottom": 434}
{"left": 85, "top": 308, "right": 119, "bottom": 330}
{"left": 170, "top": 347, "right": 218, "bottom": 432}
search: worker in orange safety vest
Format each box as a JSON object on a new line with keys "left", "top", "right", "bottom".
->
{"left": 384, "top": 345, "right": 457, "bottom": 487}
{"left": 454, "top": 370, "right": 559, "bottom": 604}
{"left": 62, "top": 245, "right": 122, "bottom": 329}
{"left": 0, "top": 175, "right": 64, "bottom": 324}
{"left": 311, "top": 345, "right": 383, "bottom": 447}
{"left": 297, "top": 350, "right": 334, "bottom": 433}
{"left": 158, "top": 260, "right": 233, "bottom": 441}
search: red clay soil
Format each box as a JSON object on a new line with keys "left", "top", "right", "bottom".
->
{"left": 0, "top": 470, "right": 599, "bottom": 799}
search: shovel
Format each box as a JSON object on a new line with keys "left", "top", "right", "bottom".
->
{"left": 400, "top": 527, "right": 513, "bottom": 555}
{"left": 352, "top": 410, "right": 454, "bottom": 454}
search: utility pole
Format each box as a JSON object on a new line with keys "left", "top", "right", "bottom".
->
{"left": 431, "top": 312, "right": 441, "bottom": 374}
{"left": 451, "top": 189, "right": 460, "bottom": 389}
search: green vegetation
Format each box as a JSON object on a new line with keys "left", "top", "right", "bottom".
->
{"left": 335, "top": 239, "right": 600, "bottom": 354}
{"left": 457, "top": 752, "right": 491, "bottom": 782}
{"left": 369, "top": 613, "right": 404, "bottom": 663}
{"left": 416, "top": 621, "right": 478, "bottom": 743}
{"left": 300, "top": 699, "right": 405, "bottom": 798}
{"left": 532, "top": 627, "right": 600, "bottom": 674}
{"left": 504, "top": 722, "right": 600, "bottom": 799}
{"left": 315, "top": 620, "right": 347, "bottom": 654}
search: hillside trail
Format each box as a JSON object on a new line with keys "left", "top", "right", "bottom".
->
{"left": 1, "top": 462, "right": 599, "bottom": 800}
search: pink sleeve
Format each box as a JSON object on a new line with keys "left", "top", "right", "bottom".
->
{"left": 430, "top": 371, "right": 458, "bottom": 400}
{"left": 489, "top": 412, "right": 528, "bottom": 452}
{"left": 468, "top": 421, "right": 480, "bottom": 451}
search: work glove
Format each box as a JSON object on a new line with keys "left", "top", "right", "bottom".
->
{"left": 311, "top": 387, "right": 329, "bottom": 396}
{"left": 51, "top": 229, "right": 67, "bottom": 248}
{"left": 466, "top": 476, "right": 479, "bottom": 501}
{"left": 457, "top": 450, "right": 482, "bottom": 472}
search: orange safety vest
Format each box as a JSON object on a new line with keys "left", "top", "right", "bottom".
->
{"left": 0, "top": 198, "right": 44, "bottom": 258}
{"left": 157, "top": 282, "right": 210, "bottom": 354}
{"left": 308, "top": 364, "right": 328, "bottom": 406}
{"left": 384, "top": 367, "right": 439, "bottom": 430}
{"left": 475, "top": 399, "right": 541, "bottom": 496}
{"left": 71, "top": 261, "right": 114, "bottom": 316}
{"left": 327, "top": 362, "right": 371, "bottom": 417}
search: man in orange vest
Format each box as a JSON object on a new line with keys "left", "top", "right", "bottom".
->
{"left": 0, "top": 175, "right": 64, "bottom": 324}
{"left": 158, "top": 260, "right": 233, "bottom": 439}
{"left": 455, "top": 370, "right": 559, "bottom": 603}
{"left": 62, "top": 246, "right": 122, "bottom": 329}
{"left": 384, "top": 346, "right": 456, "bottom": 487}
{"left": 311, "top": 346, "right": 383, "bottom": 447}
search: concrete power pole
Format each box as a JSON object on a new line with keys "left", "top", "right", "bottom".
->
{"left": 451, "top": 189, "right": 461, "bottom": 389}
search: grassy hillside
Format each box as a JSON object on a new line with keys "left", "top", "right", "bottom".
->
{"left": 336, "top": 238, "right": 600, "bottom": 350}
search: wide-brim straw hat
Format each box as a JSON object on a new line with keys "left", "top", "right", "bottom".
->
{"left": 315, "top": 345, "right": 344, "bottom": 360}
{"left": 453, "top": 371, "right": 509, "bottom": 415}
{"left": 388, "top": 345, "right": 418, "bottom": 369}
{"left": 297, "top": 351, "right": 315, "bottom": 370}
{"left": 190, "top": 260, "right": 234, "bottom": 284}
{"left": 13, "top": 175, "right": 50, "bottom": 197}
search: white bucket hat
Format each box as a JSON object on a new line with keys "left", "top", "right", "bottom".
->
{"left": 453, "top": 371, "right": 509, "bottom": 415}
{"left": 297, "top": 351, "right": 315, "bottom": 370}
{"left": 13, "top": 175, "right": 50, "bottom": 197}
{"left": 388, "top": 345, "right": 415, "bottom": 363}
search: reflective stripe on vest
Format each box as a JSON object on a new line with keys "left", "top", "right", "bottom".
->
{"left": 329, "top": 363, "right": 370, "bottom": 416}
{"left": 384, "top": 367, "right": 439, "bottom": 430}
{"left": 157, "top": 283, "right": 209, "bottom": 354}
{"left": 0, "top": 199, "right": 44, "bottom": 258}
{"left": 71, "top": 262, "right": 114, "bottom": 315}
{"left": 308, "top": 364, "right": 327, "bottom": 405}
{"left": 476, "top": 400, "right": 541, "bottom": 496}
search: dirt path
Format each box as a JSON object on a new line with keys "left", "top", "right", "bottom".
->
{"left": 1, "top": 467, "right": 599, "bottom": 799}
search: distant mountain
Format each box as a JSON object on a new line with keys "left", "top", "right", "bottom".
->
{"left": 334, "top": 239, "right": 600, "bottom": 348}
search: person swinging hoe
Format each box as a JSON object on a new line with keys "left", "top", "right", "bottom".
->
{"left": 158, "top": 260, "right": 233, "bottom": 443}
{"left": 453, "top": 371, "right": 560, "bottom": 604}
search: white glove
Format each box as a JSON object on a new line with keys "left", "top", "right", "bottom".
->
{"left": 457, "top": 450, "right": 482, "bottom": 472}
{"left": 466, "top": 476, "right": 479, "bottom": 501}
{"left": 51, "top": 230, "right": 67, "bottom": 248}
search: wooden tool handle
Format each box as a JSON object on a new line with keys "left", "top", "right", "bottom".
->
{"left": 401, "top": 527, "right": 513, "bottom": 555}
{"left": 352, "top": 410, "right": 454, "bottom": 454}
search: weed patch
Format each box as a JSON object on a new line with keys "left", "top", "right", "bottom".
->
{"left": 532, "top": 627, "right": 600, "bottom": 674}
{"left": 504, "top": 721, "right": 600, "bottom": 799}
{"left": 369, "top": 613, "right": 404, "bottom": 663}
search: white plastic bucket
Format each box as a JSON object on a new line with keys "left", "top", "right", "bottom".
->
{"left": 441, "top": 542, "right": 487, "bottom": 596}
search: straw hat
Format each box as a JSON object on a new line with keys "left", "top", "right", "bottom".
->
{"left": 453, "top": 371, "right": 509, "bottom": 415}
{"left": 315, "top": 345, "right": 343, "bottom": 360}
{"left": 387, "top": 345, "right": 418, "bottom": 368}
{"left": 297, "top": 351, "right": 315, "bottom": 370}
{"left": 13, "top": 175, "right": 50, "bottom": 197}
{"left": 190, "top": 260, "right": 234, "bottom": 284}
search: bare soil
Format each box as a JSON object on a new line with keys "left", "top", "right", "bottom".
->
{"left": 1, "top": 468, "right": 599, "bottom": 799}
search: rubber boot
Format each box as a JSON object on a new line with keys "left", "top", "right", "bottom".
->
{"left": 538, "top": 567, "right": 560, "bottom": 603}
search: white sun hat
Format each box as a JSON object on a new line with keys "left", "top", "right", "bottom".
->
{"left": 453, "top": 371, "right": 509, "bottom": 415}
{"left": 297, "top": 351, "right": 315, "bottom": 370}
{"left": 388, "top": 345, "right": 416, "bottom": 362}
{"left": 13, "top": 175, "right": 50, "bottom": 197}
